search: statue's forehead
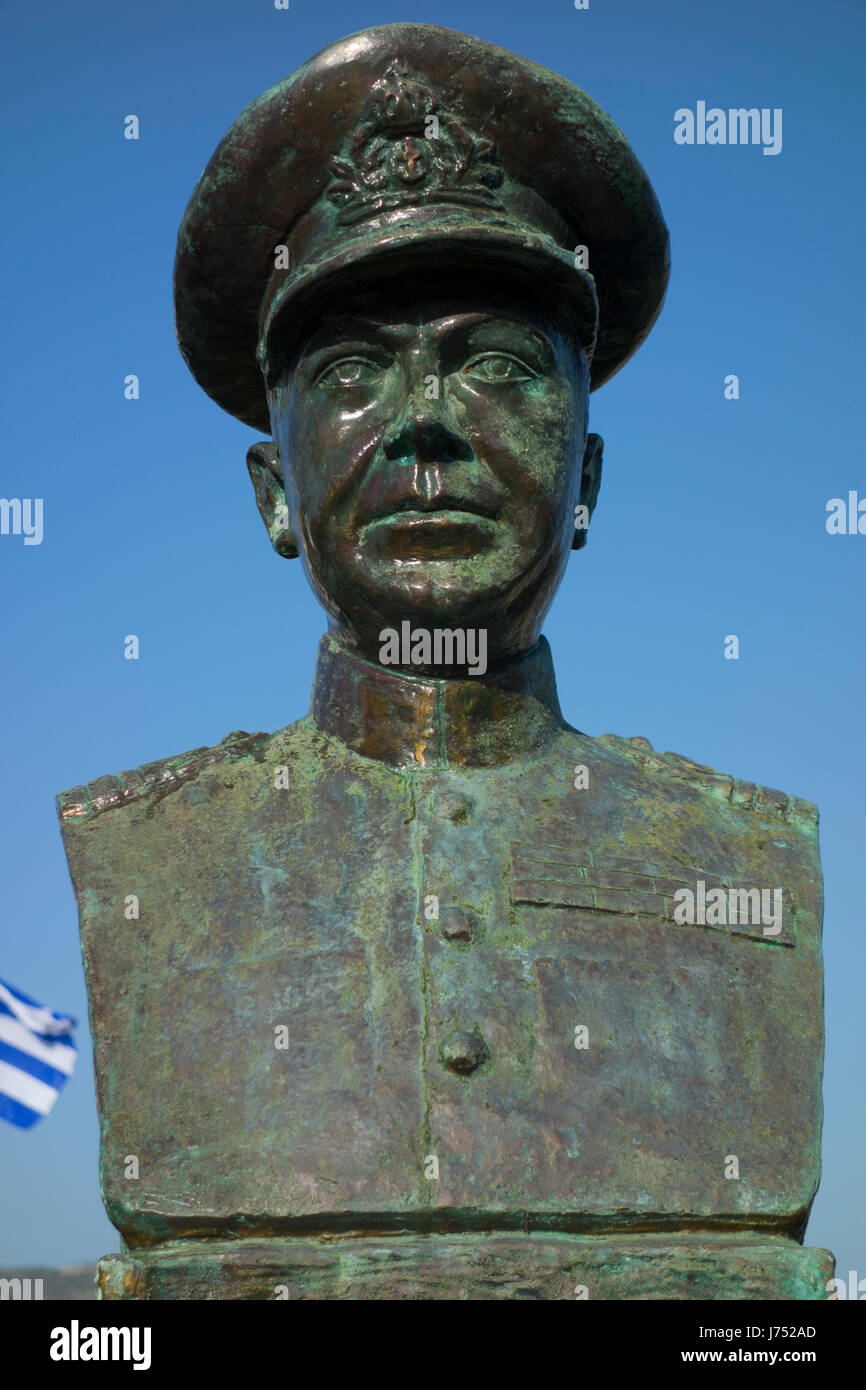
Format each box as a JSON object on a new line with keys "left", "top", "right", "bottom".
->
{"left": 293, "top": 309, "right": 563, "bottom": 352}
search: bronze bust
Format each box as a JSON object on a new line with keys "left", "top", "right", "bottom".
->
{"left": 58, "top": 23, "right": 830, "bottom": 1300}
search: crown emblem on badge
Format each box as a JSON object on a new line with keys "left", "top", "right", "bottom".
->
{"left": 326, "top": 64, "right": 505, "bottom": 225}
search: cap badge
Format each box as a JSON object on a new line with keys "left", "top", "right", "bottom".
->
{"left": 326, "top": 63, "right": 505, "bottom": 226}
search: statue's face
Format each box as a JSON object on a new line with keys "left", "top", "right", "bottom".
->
{"left": 264, "top": 284, "right": 600, "bottom": 672}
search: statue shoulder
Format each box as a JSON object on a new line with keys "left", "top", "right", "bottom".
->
{"left": 594, "top": 731, "right": 819, "bottom": 833}
{"left": 56, "top": 726, "right": 291, "bottom": 825}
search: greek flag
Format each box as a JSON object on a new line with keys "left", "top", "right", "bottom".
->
{"left": 0, "top": 977, "right": 77, "bottom": 1129}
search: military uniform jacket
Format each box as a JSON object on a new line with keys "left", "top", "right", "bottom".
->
{"left": 58, "top": 635, "right": 823, "bottom": 1246}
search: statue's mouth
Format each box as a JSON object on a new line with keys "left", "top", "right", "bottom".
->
{"left": 363, "top": 492, "right": 501, "bottom": 525}
{"left": 361, "top": 509, "right": 498, "bottom": 560}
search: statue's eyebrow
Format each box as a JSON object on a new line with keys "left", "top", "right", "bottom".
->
{"left": 437, "top": 315, "right": 556, "bottom": 369}
{"left": 300, "top": 317, "right": 416, "bottom": 354}
{"left": 296, "top": 312, "right": 557, "bottom": 364}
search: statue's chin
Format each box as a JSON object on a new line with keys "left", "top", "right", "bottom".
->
{"left": 322, "top": 595, "right": 549, "bottom": 677}
{"left": 305, "top": 536, "right": 565, "bottom": 665}
{"left": 324, "top": 574, "right": 530, "bottom": 634}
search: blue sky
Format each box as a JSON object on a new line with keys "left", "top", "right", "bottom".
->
{"left": 1, "top": 0, "right": 864, "bottom": 1283}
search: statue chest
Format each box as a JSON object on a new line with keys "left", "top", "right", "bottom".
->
{"left": 62, "top": 741, "right": 822, "bottom": 1241}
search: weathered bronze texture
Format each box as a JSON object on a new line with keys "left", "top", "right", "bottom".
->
{"left": 98, "top": 1236, "right": 833, "bottom": 1302}
{"left": 58, "top": 23, "right": 830, "bottom": 1299}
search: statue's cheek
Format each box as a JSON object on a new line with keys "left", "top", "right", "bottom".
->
{"left": 465, "top": 396, "right": 574, "bottom": 482}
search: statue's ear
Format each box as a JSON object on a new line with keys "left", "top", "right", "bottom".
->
{"left": 572, "top": 432, "right": 604, "bottom": 551}
{"left": 246, "top": 440, "right": 298, "bottom": 559}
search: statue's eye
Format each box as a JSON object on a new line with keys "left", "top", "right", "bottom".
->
{"left": 317, "top": 357, "right": 380, "bottom": 387}
{"left": 461, "top": 353, "right": 536, "bottom": 384}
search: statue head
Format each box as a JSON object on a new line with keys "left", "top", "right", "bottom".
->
{"left": 174, "top": 24, "right": 669, "bottom": 676}
{"left": 250, "top": 272, "right": 603, "bottom": 671}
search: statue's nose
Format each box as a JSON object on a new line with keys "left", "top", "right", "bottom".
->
{"left": 382, "top": 377, "right": 471, "bottom": 463}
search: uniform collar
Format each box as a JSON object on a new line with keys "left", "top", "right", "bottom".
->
{"left": 309, "top": 631, "right": 566, "bottom": 769}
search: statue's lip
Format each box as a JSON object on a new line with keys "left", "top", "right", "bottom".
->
{"left": 363, "top": 496, "right": 501, "bottom": 524}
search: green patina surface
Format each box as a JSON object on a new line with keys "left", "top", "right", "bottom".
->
{"left": 99, "top": 1234, "right": 833, "bottom": 1301}
{"left": 59, "top": 638, "right": 827, "bottom": 1299}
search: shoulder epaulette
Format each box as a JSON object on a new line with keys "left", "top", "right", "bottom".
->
{"left": 57, "top": 729, "right": 271, "bottom": 823}
{"left": 597, "top": 732, "right": 818, "bottom": 830}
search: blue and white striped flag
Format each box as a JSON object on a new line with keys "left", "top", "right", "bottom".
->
{"left": 0, "top": 977, "right": 77, "bottom": 1129}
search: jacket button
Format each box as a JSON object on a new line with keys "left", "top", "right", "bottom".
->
{"left": 440, "top": 910, "right": 476, "bottom": 944}
{"left": 441, "top": 1031, "right": 488, "bottom": 1076}
{"left": 429, "top": 789, "right": 474, "bottom": 823}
